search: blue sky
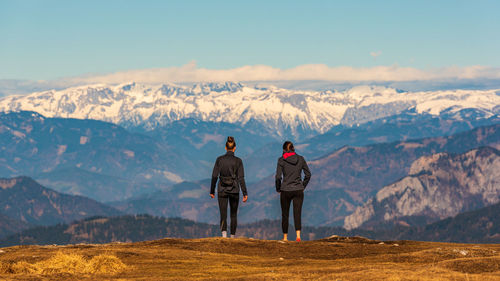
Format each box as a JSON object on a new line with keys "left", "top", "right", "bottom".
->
{"left": 1, "top": 0, "right": 499, "bottom": 80}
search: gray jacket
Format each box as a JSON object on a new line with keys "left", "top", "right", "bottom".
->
{"left": 275, "top": 153, "right": 311, "bottom": 192}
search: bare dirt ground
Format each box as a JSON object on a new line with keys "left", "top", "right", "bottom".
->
{"left": 1, "top": 236, "right": 499, "bottom": 280}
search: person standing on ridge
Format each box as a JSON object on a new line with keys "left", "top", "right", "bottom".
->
{"left": 210, "top": 136, "right": 248, "bottom": 238}
{"left": 275, "top": 141, "right": 311, "bottom": 242}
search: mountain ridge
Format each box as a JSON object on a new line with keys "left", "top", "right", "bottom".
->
{"left": 344, "top": 146, "right": 500, "bottom": 230}
{"left": 1, "top": 82, "right": 498, "bottom": 140}
{"left": 0, "top": 176, "right": 122, "bottom": 226}
{"left": 111, "top": 124, "right": 500, "bottom": 226}
{"left": 0, "top": 111, "right": 193, "bottom": 190}
{"left": 244, "top": 108, "right": 500, "bottom": 181}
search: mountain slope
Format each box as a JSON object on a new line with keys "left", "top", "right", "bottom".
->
{"left": 34, "top": 167, "right": 164, "bottom": 202}
{"left": 344, "top": 147, "right": 500, "bottom": 230}
{"left": 110, "top": 179, "right": 220, "bottom": 223}
{"left": 300, "top": 108, "right": 500, "bottom": 160}
{"left": 145, "top": 118, "right": 275, "bottom": 165}
{"left": 0, "top": 215, "right": 219, "bottom": 246}
{"left": 113, "top": 124, "right": 500, "bottom": 226}
{"left": 394, "top": 201, "right": 500, "bottom": 243}
{"left": 1, "top": 83, "right": 498, "bottom": 140}
{"left": 0, "top": 176, "right": 122, "bottom": 225}
{"left": 240, "top": 124, "right": 500, "bottom": 226}
{"left": 244, "top": 109, "right": 500, "bottom": 181}
{"left": 0, "top": 111, "right": 197, "bottom": 197}
{"left": 0, "top": 213, "right": 29, "bottom": 239}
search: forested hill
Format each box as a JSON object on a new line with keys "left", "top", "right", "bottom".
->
{"left": 2, "top": 203, "right": 499, "bottom": 247}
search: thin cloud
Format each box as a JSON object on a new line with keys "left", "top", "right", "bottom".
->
{"left": 370, "top": 51, "right": 382, "bottom": 58}
{"left": 63, "top": 62, "right": 500, "bottom": 84}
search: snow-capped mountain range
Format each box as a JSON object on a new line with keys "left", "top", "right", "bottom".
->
{"left": 0, "top": 82, "right": 499, "bottom": 139}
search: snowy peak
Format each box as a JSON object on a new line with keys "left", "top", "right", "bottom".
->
{"left": 0, "top": 83, "right": 499, "bottom": 140}
{"left": 190, "top": 82, "right": 244, "bottom": 94}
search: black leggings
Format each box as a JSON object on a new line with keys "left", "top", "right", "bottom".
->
{"left": 280, "top": 190, "right": 304, "bottom": 234}
{"left": 218, "top": 192, "right": 239, "bottom": 235}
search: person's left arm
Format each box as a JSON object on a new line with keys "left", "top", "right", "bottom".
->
{"left": 275, "top": 159, "right": 283, "bottom": 193}
{"left": 302, "top": 157, "right": 311, "bottom": 189}
{"left": 210, "top": 158, "right": 219, "bottom": 197}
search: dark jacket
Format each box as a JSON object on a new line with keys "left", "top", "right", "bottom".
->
{"left": 210, "top": 151, "right": 248, "bottom": 196}
{"left": 275, "top": 152, "right": 311, "bottom": 192}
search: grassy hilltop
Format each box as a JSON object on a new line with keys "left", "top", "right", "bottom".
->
{"left": 1, "top": 236, "right": 499, "bottom": 280}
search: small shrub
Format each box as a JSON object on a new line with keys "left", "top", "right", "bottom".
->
{"left": 10, "top": 261, "right": 38, "bottom": 274}
{"left": 86, "top": 254, "right": 128, "bottom": 274}
{"left": 36, "top": 252, "right": 88, "bottom": 274}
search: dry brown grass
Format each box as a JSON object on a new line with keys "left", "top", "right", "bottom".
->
{"left": 0, "top": 237, "right": 499, "bottom": 280}
{"left": 0, "top": 251, "right": 128, "bottom": 276}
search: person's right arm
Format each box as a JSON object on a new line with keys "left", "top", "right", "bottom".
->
{"left": 275, "top": 159, "right": 283, "bottom": 192}
{"left": 210, "top": 158, "right": 219, "bottom": 196}
{"left": 237, "top": 158, "right": 248, "bottom": 202}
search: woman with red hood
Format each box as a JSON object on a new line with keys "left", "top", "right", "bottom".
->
{"left": 275, "top": 141, "right": 311, "bottom": 242}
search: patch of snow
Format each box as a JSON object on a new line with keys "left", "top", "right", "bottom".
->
{"left": 0, "top": 83, "right": 498, "bottom": 139}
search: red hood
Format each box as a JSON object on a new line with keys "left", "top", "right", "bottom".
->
{"left": 283, "top": 152, "right": 296, "bottom": 159}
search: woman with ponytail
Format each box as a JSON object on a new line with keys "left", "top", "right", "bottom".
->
{"left": 210, "top": 136, "right": 248, "bottom": 238}
{"left": 275, "top": 141, "right": 311, "bottom": 242}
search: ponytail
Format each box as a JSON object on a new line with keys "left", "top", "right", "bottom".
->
{"left": 282, "top": 141, "right": 294, "bottom": 152}
{"left": 226, "top": 136, "right": 236, "bottom": 150}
